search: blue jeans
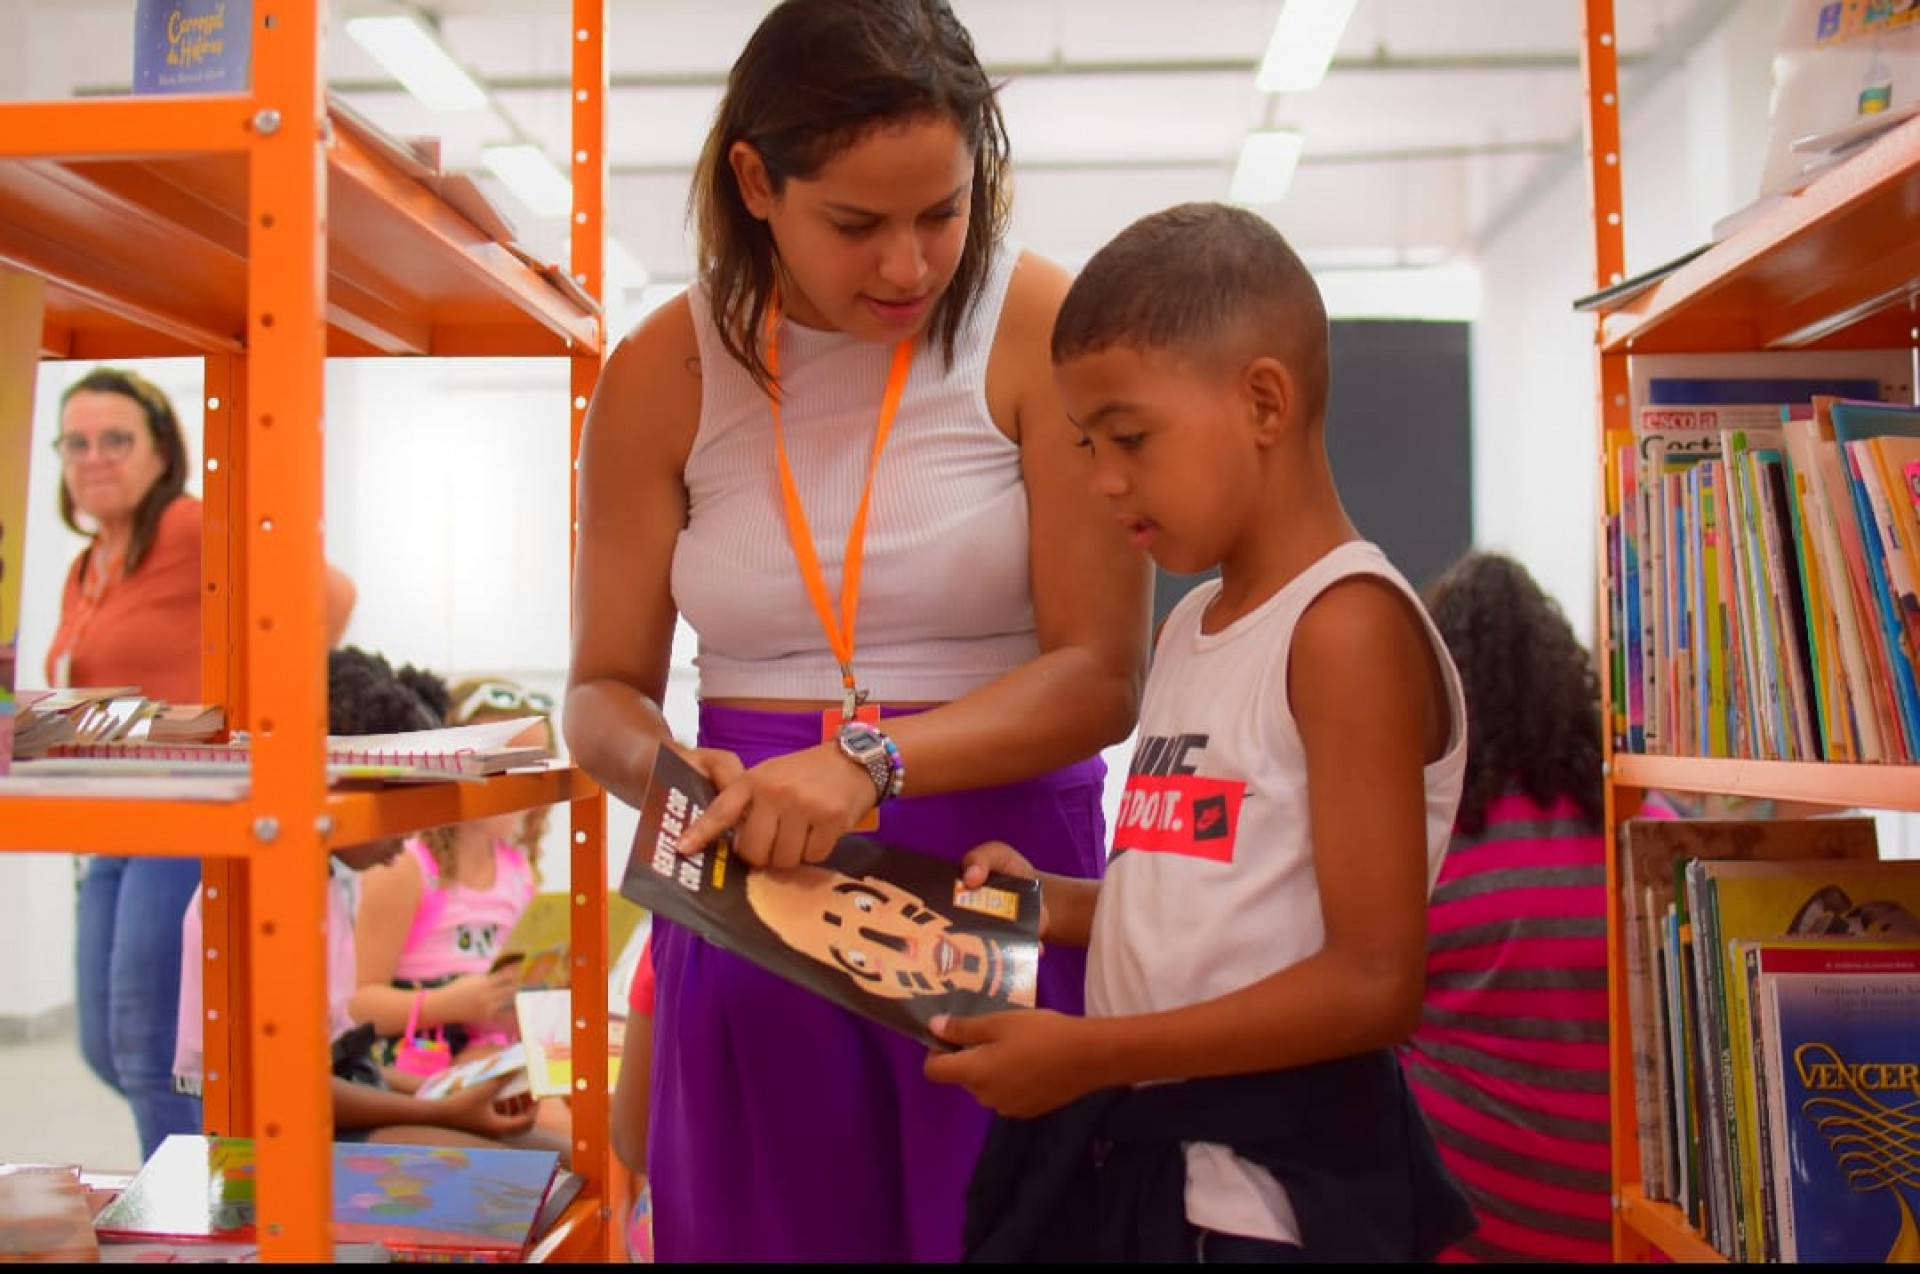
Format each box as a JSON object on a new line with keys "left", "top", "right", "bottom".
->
{"left": 77, "top": 855, "right": 204, "bottom": 1158}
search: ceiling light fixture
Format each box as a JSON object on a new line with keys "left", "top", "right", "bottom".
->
{"left": 345, "top": 15, "right": 489, "bottom": 113}
{"left": 1257, "top": 0, "right": 1360, "bottom": 94}
{"left": 1230, "top": 130, "right": 1306, "bottom": 205}
{"left": 482, "top": 144, "right": 574, "bottom": 219}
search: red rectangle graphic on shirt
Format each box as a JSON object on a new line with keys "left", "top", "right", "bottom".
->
{"left": 1112, "top": 775, "right": 1245, "bottom": 862}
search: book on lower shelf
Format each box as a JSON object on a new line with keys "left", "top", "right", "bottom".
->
{"left": 1752, "top": 940, "right": 1920, "bottom": 1263}
{"left": 91, "top": 1135, "right": 561, "bottom": 1263}
{"left": 617, "top": 746, "right": 1042, "bottom": 1049}
{"left": 0, "top": 1163, "right": 100, "bottom": 1262}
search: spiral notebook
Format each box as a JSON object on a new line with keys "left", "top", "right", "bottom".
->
{"left": 24, "top": 717, "right": 549, "bottom": 783}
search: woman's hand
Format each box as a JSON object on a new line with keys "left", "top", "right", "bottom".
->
{"left": 676, "top": 741, "right": 878, "bottom": 869}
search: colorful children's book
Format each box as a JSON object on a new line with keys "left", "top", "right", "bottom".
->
{"left": 1618, "top": 816, "right": 1880, "bottom": 1202}
{"left": 514, "top": 988, "right": 624, "bottom": 1101}
{"left": 617, "top": 747, "right": 1042, "bottom": 1049}
{"left": 1690, "top": 856, "right": 1920, "bottom": 1258}
{"left": 92, "top": 1135, "right": 560, "bottom": 1262}
{"left": 489, "top": 890, "right": 648, "bottom": 993}
{"left": 1757, "top": 942, "right": 1920, "bottom": 1262}
{"left": 413, "top": 1043, "right": 531, "bottom": 1103}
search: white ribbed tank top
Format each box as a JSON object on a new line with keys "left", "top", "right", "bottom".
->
{"left": 671, "top": 242, "right": 1037, "bottom": 703}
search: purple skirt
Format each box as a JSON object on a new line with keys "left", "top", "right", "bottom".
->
{"left": 647, "top": 702, "right": 1108, "bottom": 1262}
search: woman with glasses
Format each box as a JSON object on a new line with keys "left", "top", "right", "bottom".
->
{"left": 44, "top": 367, "right": 357, "bottom": 1159}
{"left": 349, "top": 676, "right": 557, "bottom": 1069}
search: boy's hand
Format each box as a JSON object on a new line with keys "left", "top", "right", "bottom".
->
{"left": 959, "top": 841, "right": 1051, "bottom": 944}
{"left": 438, "top": 1075, "right": 537, "bottom": 1138}
{"left": 922, "top": 1009, "right": 1097, "bottom": 1119}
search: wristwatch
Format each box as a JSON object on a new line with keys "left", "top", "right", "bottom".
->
{"left": 835, "top": 719, "right": 894, "bottom": 807}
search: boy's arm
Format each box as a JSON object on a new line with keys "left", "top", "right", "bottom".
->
{"left": 1034, "top": 871, "right": 1100, "bottom": 948}
{"left": 1087, "top": 577, "right": 1444, "bottom": 1083}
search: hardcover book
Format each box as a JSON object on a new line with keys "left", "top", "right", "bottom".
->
{"left": 617, "top": 747, "right": 1042, "bottom": 1048}
{"left": 132, "top": 0, "right": 251, "bottom": 94}
{"left": 1618, "top": 816, "right": 1879, "bottom": 1202}
{"left": 92, "top": 1135, "right": 559, "bottom": 1262}
{"left": 1757, "top": 942, "right": 1920, "bottom": 1262}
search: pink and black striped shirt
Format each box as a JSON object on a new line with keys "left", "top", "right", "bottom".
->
{"left": 1400, "top": 789, "right": 1612, "bottom": 1263}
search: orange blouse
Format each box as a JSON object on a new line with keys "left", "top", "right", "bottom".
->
{"left": 46, "top": 495, "right": 202, "bottom": 704}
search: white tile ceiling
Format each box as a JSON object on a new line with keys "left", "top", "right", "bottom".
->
{"left": 12, "top": 0, "right": 1734, "bottom": 293}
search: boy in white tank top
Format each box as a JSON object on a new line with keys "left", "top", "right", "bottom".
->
{"left": 926, "top": 202, "right": 1477, "bottom": 1262}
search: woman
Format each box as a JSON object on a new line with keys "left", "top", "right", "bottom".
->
{"left": 47, "top": 367, "right": 355, "bottom": 1158}
{"left": 566, "top": 0, "right": 1150, "bottom": 1260}
{"left": 1400, "top": 550, "right": 1613, "bottom": 1262}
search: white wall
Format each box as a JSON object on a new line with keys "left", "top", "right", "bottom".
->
{"left": 1472, "top": 0, "right": 1786, "bottom": 647}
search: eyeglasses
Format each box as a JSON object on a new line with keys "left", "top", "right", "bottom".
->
{"left": 51, "top": 429, "right": 138, "bottom": 463}
{"left": 455, "top": 681, "right": 555, "bottom": 723}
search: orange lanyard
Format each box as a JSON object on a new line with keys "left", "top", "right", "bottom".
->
{"left": 767, "top": 308, "right": 915, "bottom": 721}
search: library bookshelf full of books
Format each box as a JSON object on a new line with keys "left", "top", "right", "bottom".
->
{"left": 0, "top": 1, "right": 623, "bottom": 1262}
{"left": 1580, "top": 0, "right": 1920, "bottom": 1263}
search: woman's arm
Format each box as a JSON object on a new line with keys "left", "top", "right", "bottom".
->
{"left": 868, "top": 252, "right": 1151, "bottom": 794}
{"left": 610, "top": 1009, "right": 653, "bottom": 1176}
{"left": 564, "top": 300, "right": 708, "bottom": 812}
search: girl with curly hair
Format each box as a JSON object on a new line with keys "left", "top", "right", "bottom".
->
{"left": 1399, "top": 550, "right": 1614, "bottom": 1262}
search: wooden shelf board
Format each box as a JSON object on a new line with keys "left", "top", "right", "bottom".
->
{"left": 0, "top": 105, "right": 600, "bottom": 360}
{"left": 1597, "top": 113, "right": 1920, "bottom": 354}
{"left": 1611, "top": 754, "right": 1920, "bottom": 811}
{"left": 1618, "top": 1188, "right": 1728, "bottom": 1263}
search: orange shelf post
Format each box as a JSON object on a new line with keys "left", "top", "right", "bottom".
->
{"left": 0, "top": 1, "right": 613, "bottom": 1262}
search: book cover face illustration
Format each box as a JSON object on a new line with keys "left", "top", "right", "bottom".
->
{"left": 93, "top": 1134, "right": 558, "bottom": 1259}
{"left": 617, "top": 747, "right": 1042, "bottom": 1047}
{"left": 1765, "top": 956, "right": 1920, "bottom": 1262}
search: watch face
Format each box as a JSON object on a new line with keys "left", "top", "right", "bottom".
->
{"left": 838, "top": 721, "right": 885, "bottom": 759}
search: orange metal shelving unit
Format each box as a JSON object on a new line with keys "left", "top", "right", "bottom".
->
{"left": 1579, "top": 0, "right": 1920, "bottom": 1261}
{"left": 0, "top": 0, "right": 616, "bottom": 1260}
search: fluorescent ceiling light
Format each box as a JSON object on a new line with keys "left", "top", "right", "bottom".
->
{"left": 1257, "top": 0, "right": 1360, "bottom": 94}
{"left": 483, "top": 144, "right": 574, "bottom": 219}
{"left": 1230, "top": 130, "right": 1306, "bottom": 205}
{"left": 346, "top": 15, "right": 488, "bottom": 112}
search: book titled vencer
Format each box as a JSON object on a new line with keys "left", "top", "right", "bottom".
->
{"left": 617, "top": 746, "right": 1042, "bottom": 1049}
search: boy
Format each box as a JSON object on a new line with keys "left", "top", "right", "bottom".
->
{"left": 172, "top": 646, "right": 541, "bottom": 1149}
{"left": 924, "top": 203, "right": 1476, "bottom": 1262}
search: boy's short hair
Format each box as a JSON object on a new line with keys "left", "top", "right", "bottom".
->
{"left": 1052, "top": 201, "right": 1331, "bottom": 422}
{"left": 327, "top": 646, "right": 445, "bottom": 736}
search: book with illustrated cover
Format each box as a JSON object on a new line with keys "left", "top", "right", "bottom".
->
{"left": 489, "top": 890, "right": 649, "bottom": 993}
{"left": 93, "top": 1135, "right": 559, "bottom": 1262}
{"left": 617, "top": 747, "right": 1042, "bottom": 1049}
{"left": 514, "top": 988, "right": 625, "bottom": 1101}
{"left": 1618, "top": 816, "right": 1879, "bottom": 1202}
{"left": 1688, "top": 856, "right": 1920, "bottom": 1258}
{"left": 1756, "top": 942, "right": 1920, "bottom": 1262}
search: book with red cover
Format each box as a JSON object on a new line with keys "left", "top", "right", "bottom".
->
{"left": 92, "top": 1135, "right": 559, "bottom": 1262}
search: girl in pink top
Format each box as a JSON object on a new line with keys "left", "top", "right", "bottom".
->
{"left": 349, "top": 678, "right": 554, "bottom": 1062}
